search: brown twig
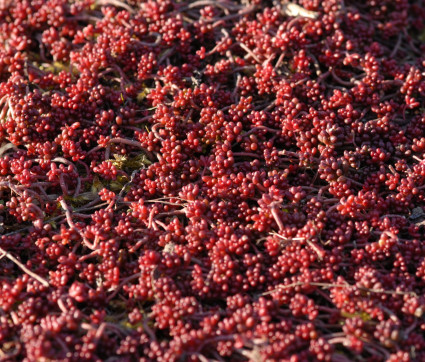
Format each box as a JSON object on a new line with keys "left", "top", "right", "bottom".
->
{"left": 0, "top": 247, "right": 49, "bottom": 287}
{"left": 262, "top": 281, "right": 418, "bottom": 297}
{"left": 59, "top": 199, "right": 96, "bottom": 249}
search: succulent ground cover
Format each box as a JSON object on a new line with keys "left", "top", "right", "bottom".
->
{"left": 1, "top": 0, "right": 425, "bottom": 360}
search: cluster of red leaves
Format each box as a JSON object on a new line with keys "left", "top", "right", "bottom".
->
{"left": 1, "top": 0, "right": 425, "bottom": 360}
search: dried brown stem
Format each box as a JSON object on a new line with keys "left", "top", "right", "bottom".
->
{"left": 262, "top": 281, "right": 417, "bottom": 297}
{"left": 0, "top": 247, "right": 49, "bottom": 287}
{"left": 59, "top": 199, "right": 96, "bottom": 249}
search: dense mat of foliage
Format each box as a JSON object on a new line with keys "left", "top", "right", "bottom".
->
{"left": 1, "top": 0, "right": 425, "bottom": 360}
